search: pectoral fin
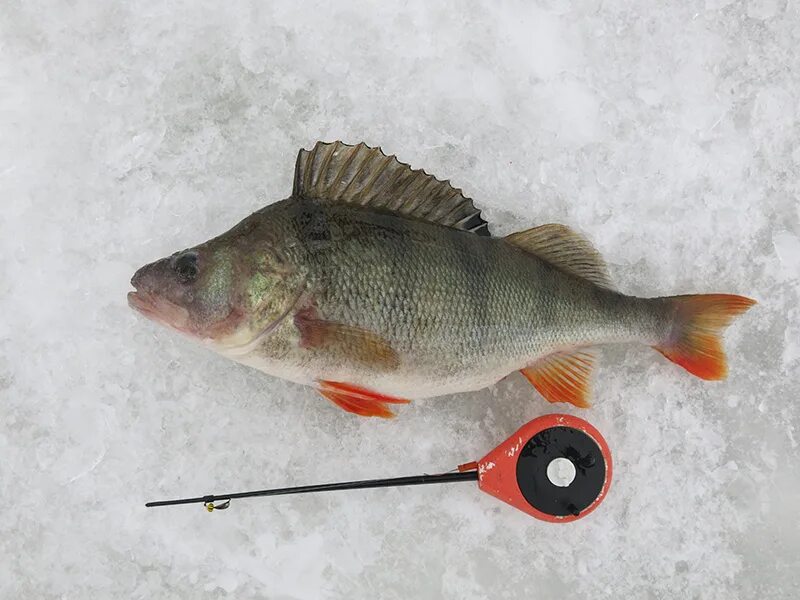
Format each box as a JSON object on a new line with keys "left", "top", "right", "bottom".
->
{"left": 318, "top": 380, "right": 410, "bottom": 418}
{"left": 521, "top": 350, "right": 595, "bottom": 408}
{"left": 294, "top": 308, "right": 400, "bottom": 371}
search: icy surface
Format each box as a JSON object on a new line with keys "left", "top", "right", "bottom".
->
{"left": 2, "top": 1, "right": 799, "bottom": 598}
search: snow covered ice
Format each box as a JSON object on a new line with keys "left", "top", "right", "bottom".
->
{"left": 2, "top": 1, "right": 799, "bottom": 598}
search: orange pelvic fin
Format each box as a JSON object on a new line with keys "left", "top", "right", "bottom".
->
{"left": 318, "top": 380, "right": 410, "bottom": 418}
{"left": 520, "top": 350, "right": 595, "bottom": 408}
{"left": 654, "top": 294, "right": 756, "bottom": 380}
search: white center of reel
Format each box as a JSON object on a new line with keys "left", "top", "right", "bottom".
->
{"left": 546, "top": 457, "right": 577, "bottom": 487}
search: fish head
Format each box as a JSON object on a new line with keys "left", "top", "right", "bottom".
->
{"left": 129, "top": 215, "right": 301, "bottom": 347}
{"left": 128, "top": 242, "right": 243, "bottom": 340}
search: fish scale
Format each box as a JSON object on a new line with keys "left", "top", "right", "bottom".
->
{"left": 260, "top": 199, "right": 661, "bottom": 392}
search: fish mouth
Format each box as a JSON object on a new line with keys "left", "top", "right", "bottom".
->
{"left": 128, "top": 290, "right": 192, "bottom": 334}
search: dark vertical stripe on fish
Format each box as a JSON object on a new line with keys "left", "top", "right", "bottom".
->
{"left": 454, "top": 233, "right": 490, "bottom": 357}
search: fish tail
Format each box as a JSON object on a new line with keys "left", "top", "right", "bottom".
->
{"left": 653, "top": 294, "right": 756, "bottom": 380}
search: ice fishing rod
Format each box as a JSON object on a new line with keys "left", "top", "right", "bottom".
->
{"left": 146, "top": 414, "right": 612, "bottom": 522}
{"left": 146, "top": 471, "right": 479, "bottom": 511}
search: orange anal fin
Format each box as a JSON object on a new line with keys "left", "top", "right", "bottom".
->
{"left": 318, "top": 380, "right": 410, "bottom": 418}
{"left": 520, "top": 350, "right": 595, "bottom": 409}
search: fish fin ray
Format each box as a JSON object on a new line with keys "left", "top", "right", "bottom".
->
{"left": 292, "top": 141, "right": 491, "bottom": 235}
{"left": 294, "top": 308, "right": 400, "bottom": 371}
{"left": 521, "top": 350, "right": 595, "bottom": 408}
{"left": 505, "top": 224, "right": 613, "bottom": 289}
{"left": 318, "top": 380, "right": 409, "bottom": 418}
{"left": 654, "top": 294, "right": 756, "bottom": 380}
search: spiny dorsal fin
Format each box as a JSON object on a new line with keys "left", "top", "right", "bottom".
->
{"left": 293, "top": 141, "right": 490, "bottom": 236}
{"left": 505, "top": 224, "right": 613, "bottom": 289}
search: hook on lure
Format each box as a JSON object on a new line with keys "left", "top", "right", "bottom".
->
{"left": 146, "top": 414, "right": 612, "bottom": 523}
{"left": 203, "top": 499, "right": 230, "bottom": 512}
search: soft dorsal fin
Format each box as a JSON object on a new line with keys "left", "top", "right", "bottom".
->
{"left": 505, "top": 224, "right": 613, "bottom": 289}
{"left": 293, "top": 141, "right": 490, "bottom": 236}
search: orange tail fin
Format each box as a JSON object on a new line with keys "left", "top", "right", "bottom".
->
{"left": 654, "top": 294, "right": 756, "bottom": 380}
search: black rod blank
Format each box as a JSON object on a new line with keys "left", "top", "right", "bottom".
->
{"left": 145, "top": 470, "right": 479, "bottom": 508}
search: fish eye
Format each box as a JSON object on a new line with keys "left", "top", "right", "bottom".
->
{"left": 173, "top": 252, "right": 198, "bottom": 284}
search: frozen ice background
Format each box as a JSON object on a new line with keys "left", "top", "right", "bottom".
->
{"left": 2, "top": 1, "right": 799, "bottom": 598}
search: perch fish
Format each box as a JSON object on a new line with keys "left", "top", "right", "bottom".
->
{"left": 129, "top": 142, "right": 756, "bottom": 417}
